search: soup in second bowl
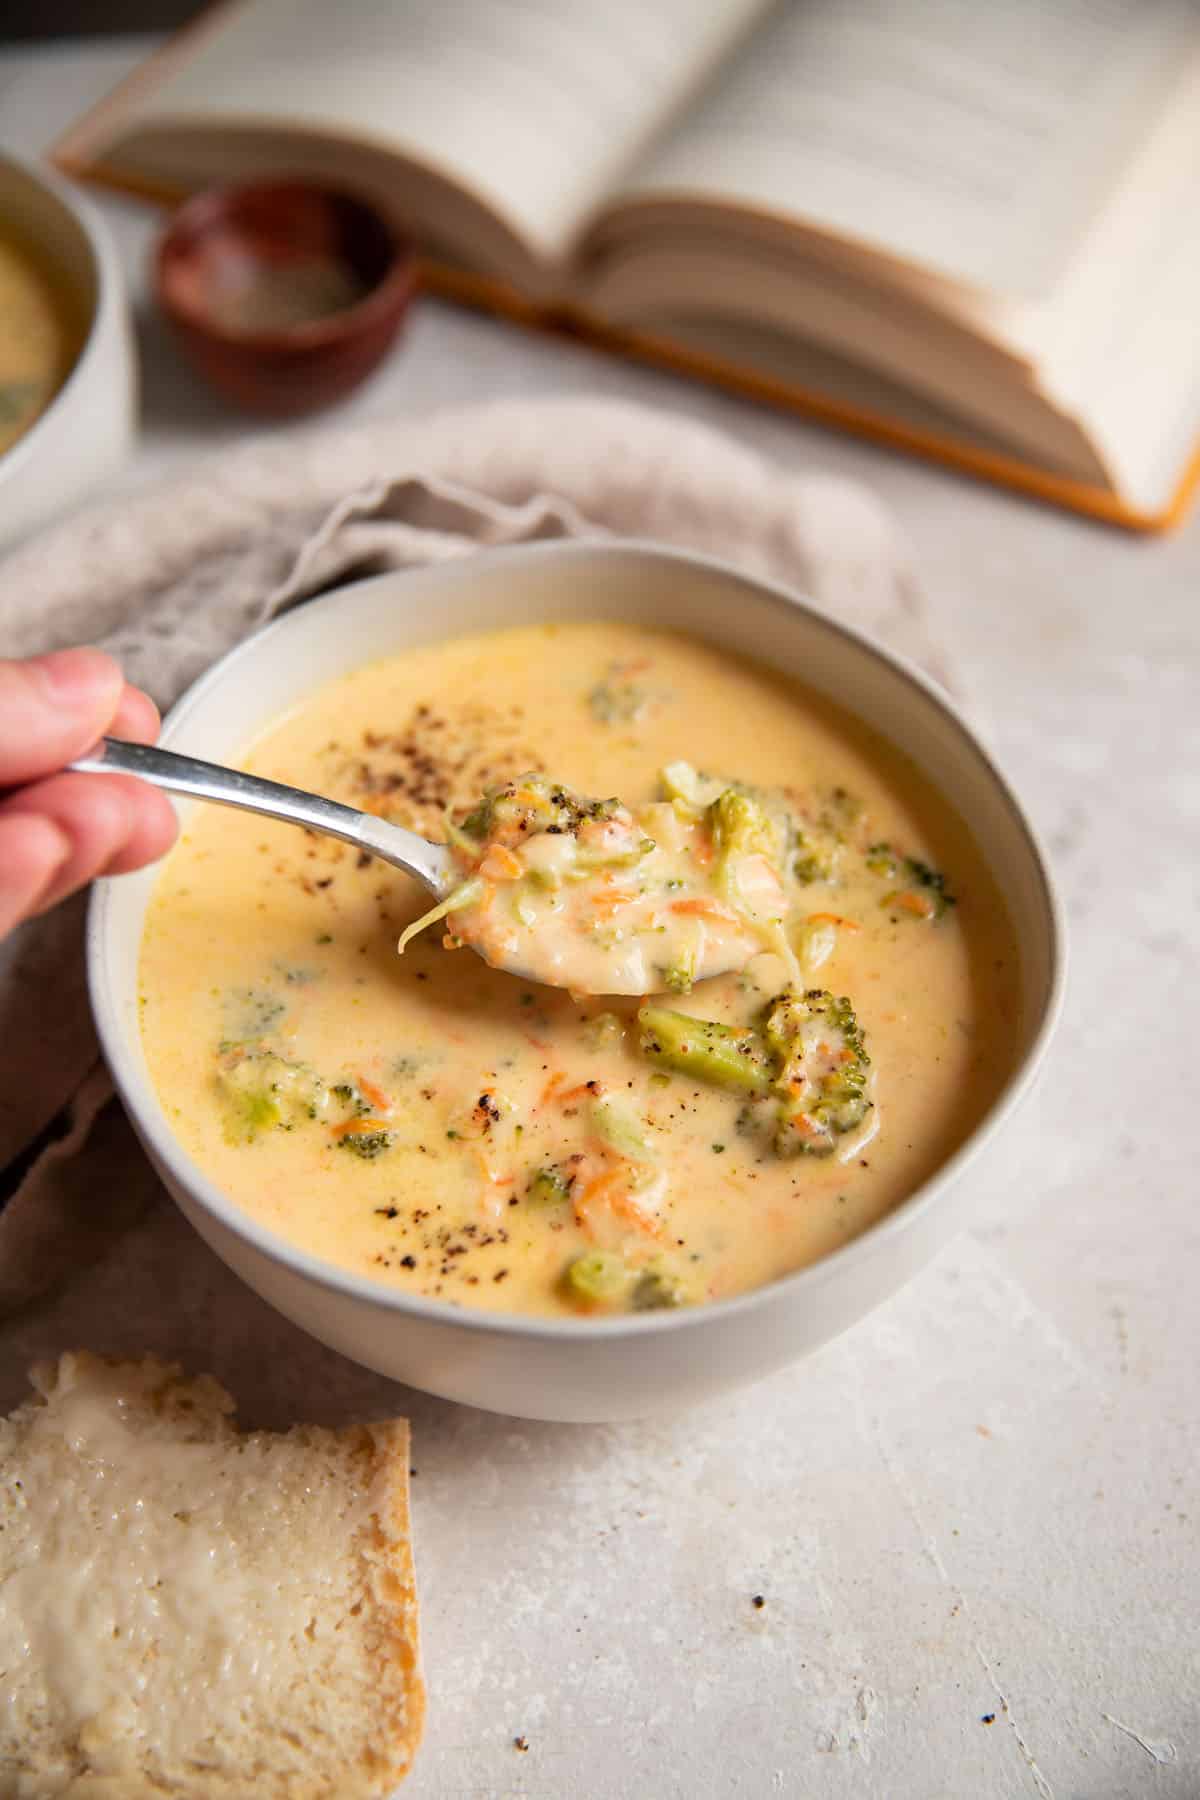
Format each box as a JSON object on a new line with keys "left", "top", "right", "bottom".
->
{"left": 0, "top": 233, "right": 84, "bottom": 458}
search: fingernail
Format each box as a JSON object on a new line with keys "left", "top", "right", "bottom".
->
{"left": 31, "top": 647, "right": 121, "bottom": 708}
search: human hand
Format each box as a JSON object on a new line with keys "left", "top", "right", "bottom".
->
{"left": 0, "top": 648, "right": 178, "bottom": 939}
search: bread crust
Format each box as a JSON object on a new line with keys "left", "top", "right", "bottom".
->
{"left": 365, "top": 1420, "right": 426, "bottom": 1787}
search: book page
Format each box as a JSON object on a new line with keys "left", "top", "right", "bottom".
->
{"left": 124, "top": 0, "right": 771, "bottom": 261}
{"left": 613, "top": 0, "right": 1199, "bottom": 299}
{"left": 1037, "top": 51, "right": 1200, "bottom": 511}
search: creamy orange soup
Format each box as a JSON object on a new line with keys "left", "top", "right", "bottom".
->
{"left": 140, "top": 621, "right": 1020, "bottom": 1318}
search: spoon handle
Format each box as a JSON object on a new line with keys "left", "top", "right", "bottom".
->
{"left": 69, "top": 737, "right": 453, "bottom": 893}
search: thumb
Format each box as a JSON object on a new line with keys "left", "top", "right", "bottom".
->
{"left": 0, "top": 649, "right": 125, "bottom": 788}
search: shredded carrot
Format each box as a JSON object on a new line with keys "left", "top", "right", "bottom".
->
{"left": 478, "top": 844, "right": 523, "bottom": 882}
{"left": 577, "top": 1167, "right": 626, "bottom": 1207}
{"left": 355, "top": 1074, "right": 391, "bottom": 1114}
{"left": 895, "top": 889, "right": 936, "bottom": 919}
{"left": 574, "top": 1165, "right": 663, "bottom": 1241}
{"left": 611, "top": 1189, "right": 666, "bottom": 1240}
{"left": 524, "top": 1031, "right": 551, "bottom": 1053}
{"left": 558, "top": 1082, "right": 601, "bottom": 1105}
{"left": 669, "top": 896, "right": 739, "bottom": 923}
{"left": 539, "top": 1071, "right": 567, "bottom": 1105}
{"left": 781, "top": 1113, "right": 823, "bottom": 1143}
{"left": 573, "top": 1167, "right": 630, "bottom": 1236}
{"left": 692, "top": 832, "right": 714, "bottom": 869}
{"left": 513, "top": 787, "right": 543, "bottom": 807}
{"left": 807, "top": 911, "right": 861, "bottom": 931}
{"left": 330, "top": 1118, "right": 383, "bottom": 1141}
{"left": 591, "top": 888, "right": 639, "bottom": 916}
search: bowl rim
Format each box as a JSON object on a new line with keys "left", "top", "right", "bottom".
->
{"left": 89, "top": 537, "right": 1067, "bottom": 1343}
{"left": 153, "top": 175, "right": 417, "bottom": 351}
{"left": 0, "top": 151, "right": 120, "bottom": 486}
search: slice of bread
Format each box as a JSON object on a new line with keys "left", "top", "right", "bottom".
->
{"left": 0, "top": 1352, "right": 423, "bottom": 1799}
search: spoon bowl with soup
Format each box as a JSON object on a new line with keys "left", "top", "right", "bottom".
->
{"left": 71, "top": 741, "right": 778, "bottom": 994}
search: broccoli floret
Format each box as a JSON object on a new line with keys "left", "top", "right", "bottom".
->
{"left": 866, "top": 841, "right": 956, "bottom": 917}
{"left": 331, "top": 1081, "right": 368, "bottom": 1115}
{"left": 563, "top": 1250, "right": 627, "bottom": 1308}
{"left": 902, "top": 856, "right": 956, "bottom": 913}
{"left": 632, "top": 1266, "right": 687, "bottom": 1311}
{"left": 451, "top": 774, "right": 622, "bottom": 849}
{"left": 792, "top": 829, "right": 841, "bottom": 886}
{"left": 706, "top": 788, "right": 782, "bottom": 899}
{"left": 337, "top": 1128, "right": 394, "bottom": 1160}
{"left": 791, "top": 787, "right": 864, "bottom": 883}
{"left": 788, "top": 784, "right": 863, "bottom": 882}
{"left": 588, "top": 663, "right": 654, "bottom": 724}
{"left": 763, "top": 989, "right": 871, "bottom": 1156}
{"left": 657, "top": 761, "right": 713, "bottom": 809}
{"left": 865, "top": 842, "right": 899, "bottom": 878}
{"left": 638, "top": 1006, "right": 774, "bottom": 1096}
{"left": 581, "top": 1010, "right": 625, "bottom": 1050}
{"left": 662, "top": 764, "right": 826, "bottom": 898}
{"left": 639, "top": 989, "right": 871, "bottom": 1160}
{"left": 214, "top": 1046, "right": 328, "bottom": 1143}
{"left": 661, "top": 945, "right": 697, "bottom": 994}
{"left": 709, "top": 788, "right": 774, "bottom": 853}
{"left": 442, "top": 813, "right": 488, "bottom": 858}
{"left": 525, "top": 1166, "right": 574, "bottom": 1207}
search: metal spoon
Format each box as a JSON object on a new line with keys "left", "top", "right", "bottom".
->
{"left": 71, "top": 737, "right": 763, "bottom": 995}
{"left": 71, "top": 732, "right": 456, "bottom": 894}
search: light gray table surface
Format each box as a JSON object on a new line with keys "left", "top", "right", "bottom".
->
{"left": 2, "top": 37, "right": 1197, "bottom": 1800}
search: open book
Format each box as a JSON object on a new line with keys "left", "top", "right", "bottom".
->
{"left": 56, "top": 0, "right": 1200, "bottom": 530}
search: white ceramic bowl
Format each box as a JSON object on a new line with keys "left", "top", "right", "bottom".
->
{"left": 0, "top": 153, "right": 136, "bottom": 552}
{"left": 88, "top": 543, "right": 1065, "bottom": 1421}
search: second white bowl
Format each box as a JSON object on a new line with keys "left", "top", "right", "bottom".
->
{"left": 0, "top": 153, "right": 136, "bottom": 552}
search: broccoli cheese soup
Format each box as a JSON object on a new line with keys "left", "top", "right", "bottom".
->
{"left": 139, "top": 621, "right": 1021, "bottom": 1319}
{"left": 0, "top": 235, "right": 83, "bottom": 458}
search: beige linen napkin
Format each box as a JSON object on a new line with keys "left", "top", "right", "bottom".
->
{"left": 0, "top": 394, "right": 941, "bottom": 1318}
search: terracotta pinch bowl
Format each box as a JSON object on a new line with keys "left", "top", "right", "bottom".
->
{"left": 154, "top": 177, "right": 416, "bottom": 416}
